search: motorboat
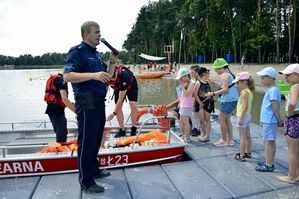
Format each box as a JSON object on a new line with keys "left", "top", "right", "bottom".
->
{"left": 0, "top": 114, "right": 185, "bottom": 178}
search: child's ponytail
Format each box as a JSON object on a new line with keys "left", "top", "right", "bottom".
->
{"left": 224, "top": 65, "right": 235, "bottom": 79}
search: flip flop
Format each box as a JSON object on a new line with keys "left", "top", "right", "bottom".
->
{"left": 213, "top": 139, "right": 228, "bottom": 147}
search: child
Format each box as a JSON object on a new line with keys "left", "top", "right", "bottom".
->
{"left": 277, "top": 64, "right": 299, "bottom": 183}
{"left": 256, "top": 67, "right": 282, "bottom": 172}
{"left": 232, "top": 72, "right": 254, "bottom": 161}
{"left": 195, "top": 67, "right": 214, "bottom": 142}
{"left": 206, "top": 58, "right": 239, "bottom": 147}
{"left": 176, "top": 68, "right": 195, "bottom": 142}
{"left": 190, "top": 65, "right": 201, "bottom": 136}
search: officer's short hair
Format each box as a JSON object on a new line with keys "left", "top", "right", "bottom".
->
{"left": 81, "top": 21, "right": 99, "bottom": 39}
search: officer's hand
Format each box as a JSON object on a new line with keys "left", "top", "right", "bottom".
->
{"left": 93, "top": 72, "right": 111, "bottom": 83}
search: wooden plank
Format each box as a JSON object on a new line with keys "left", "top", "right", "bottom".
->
{"left": 0, "top": 176, "right": 39, "bottom": 198}
{"left": 163, "top": 161, "right": 232, "bottom": 199}
{"left": 185, "top": 143, "right": 240, "bottom": 160}
{"left": 244, "top": 186, "right": 299, "bottom": 199}
{"left": 125, "top": 165, "right": 182, "bottom": 199}
{"left": 31, "top": 173, "right": 80, "bottom": 199}
{"left": 274, "top": 146, "right": 289, "bottom": 169}
{"left": 83, "top": 169, "right": 131, "bottom": 199}
{"left": 199, "top": 156, "right": 273, "bottom": 198}
{"left": 227, "top": 152, "right": 292, "bottom": 190}
{"left": 254, "top": 146, "right": 289, "bottom": 170}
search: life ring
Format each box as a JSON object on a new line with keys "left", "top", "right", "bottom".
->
{"left": 137, "top": 105, "right": 170, "bottom": 131}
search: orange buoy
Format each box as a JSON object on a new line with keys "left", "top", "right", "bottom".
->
{"left": 137, "top": 105, "right": 170, "bottom": 131}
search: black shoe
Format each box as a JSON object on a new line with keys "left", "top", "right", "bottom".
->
{"left": 130, "top": 126, "right": 137, "bottom": 136}
{"left": 81, "top": 184, "right": 105, "bottom": 193}
{"left": 196, "top": 128, "right": 201, "bottom": 136}
{"left": 94, "top": 170, "right": 111, "bottom": 179}
{"left": 114, "top": 128, "right": 126, "bottom": 138}
{"left": 190, "top": 128, "right": 201, "bottom": 136}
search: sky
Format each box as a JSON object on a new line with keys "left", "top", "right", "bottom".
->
{"left": 0, "top": 0, "right": 154, "bottom": 57}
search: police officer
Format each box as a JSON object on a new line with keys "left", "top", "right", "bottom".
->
{"left": 63, "top": 21, "right": 117, "bottom": 193}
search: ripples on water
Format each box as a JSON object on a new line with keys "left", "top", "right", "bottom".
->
{"left": 0, "top": 69, "right": 178, "bottom": 123}
{"left": 0, "top": 69, "right": 286, "bottom": 126}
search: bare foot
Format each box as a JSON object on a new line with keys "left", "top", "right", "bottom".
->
{"left": 277, "top": 175, "right": 297, "bottom": 184}
{"left": 296, "top": 176, "right": 299, "bottom": 182}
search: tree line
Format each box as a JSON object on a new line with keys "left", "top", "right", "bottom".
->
{"left": 1, "top": 0, "right": 298, "bottom": 67}
{"left": 0, "top": 52, "right": 132, "bottom": 68}
{"left": 123, "top": 0, "right": 298, "bottom": 64}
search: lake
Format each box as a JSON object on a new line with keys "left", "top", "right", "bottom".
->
{"left": 0, "top": 69, "right": 177, "bottom": 124}
{"left": 0, "top": 69, "right": 286, "bottom": 126}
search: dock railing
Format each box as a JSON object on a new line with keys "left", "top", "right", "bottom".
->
{"left": 0, "top": 120, "right": 77, "bottom": 131}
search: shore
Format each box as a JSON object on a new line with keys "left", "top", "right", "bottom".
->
{"left": 133, "top": 63, "right": 290, "bottom": 93}
{"left": 180, "top": 63, "right": 290, "bottom": 93}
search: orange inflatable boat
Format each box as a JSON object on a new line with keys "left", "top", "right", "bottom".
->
{"left": 137, "top": 71, "right": 169, "bottom": 79}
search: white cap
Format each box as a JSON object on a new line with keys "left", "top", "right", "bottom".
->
{"left": 176, "top": 68, "right": 190, "bottom": 79}
{"left": 256, "top": 67, "right": 278, "bottom": 78}
{"left": 279, "top": 64, "right": 299, "bottom": 75}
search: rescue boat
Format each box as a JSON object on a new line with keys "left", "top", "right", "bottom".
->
{"left": 137, "top": 71, "right": 170, "bottom": 79}
{"left": 0, "top": 115, "right": 185, "bottom": 178}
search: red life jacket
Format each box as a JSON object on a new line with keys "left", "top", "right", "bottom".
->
{"left": 44, "top": 74, "right": 66, "bottom": 107}
{"left": 108, "top": 65, "right": 134, "bottom": 91}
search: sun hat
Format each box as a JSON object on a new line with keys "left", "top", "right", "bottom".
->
{"left": 279, "top": 63, "right": 299, "bottom": 75}
{"left": 256, "top": 67, "right": 278, "bottom": 78}
{"left": 232, "top": 72, "right": 251, "bottom": 83}
{"left": 212, "top": 58, "right": 229, "bottom": 69}
{"left": 176, "top": 68, "right": 190, "bottom": 79}
{"left": 197, "top": 67, "right": 210, "bottom": 75}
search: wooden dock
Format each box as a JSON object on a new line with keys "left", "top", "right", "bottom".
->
{"left": 1, "top": 116, "right": 298, "bottom": 199}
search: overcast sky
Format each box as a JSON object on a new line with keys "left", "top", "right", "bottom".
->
{"left": 0, "top": 0, "right": 154, "bottom": 57}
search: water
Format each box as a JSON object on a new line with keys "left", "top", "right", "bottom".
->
{"left": 0, "top": 69, "right": 178, "bottom": 124}
{"left": 0, "top": 69, "right": 286, "bottom": 126}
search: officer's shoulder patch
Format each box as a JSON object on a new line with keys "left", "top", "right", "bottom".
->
{"left": 69, "top": 44, "right": 82, "bottom": 51}
{"left": 76, "top": 45, "right": 83, "bottom": 50}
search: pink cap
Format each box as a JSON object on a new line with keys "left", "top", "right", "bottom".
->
{"left": 279, "top": 64, "right": 299, "bottom": 75}
{"left": 232, "top": 72, "right": 251, "bottom": 83}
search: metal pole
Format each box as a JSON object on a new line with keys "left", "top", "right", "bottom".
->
{"left": 179, "top": 30, "right": 183, "bottom": 64}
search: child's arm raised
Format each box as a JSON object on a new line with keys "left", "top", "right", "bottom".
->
{"left": 183, "top": 80, "right": 194, "bottom": 96}
{"left": 206, "top": 74, "right": 228, "bottom": 97}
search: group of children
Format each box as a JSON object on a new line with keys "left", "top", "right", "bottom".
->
{"left": 175, "top": 59, "right": 299, "bottom": 184}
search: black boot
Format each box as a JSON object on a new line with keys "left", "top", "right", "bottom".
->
{"left": 130, "top": 126, "right": 137, "bottom": 136}
{"left": 114, "top": 128, "right": 126, "bottom": 138}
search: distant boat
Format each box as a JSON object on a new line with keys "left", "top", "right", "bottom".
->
{"left": 137, "top": 71, "right": 170, "bottom": 79}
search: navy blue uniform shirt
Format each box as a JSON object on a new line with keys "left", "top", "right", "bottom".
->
{"left": 64, "top": 42, "right": 108, "bottom": 97}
